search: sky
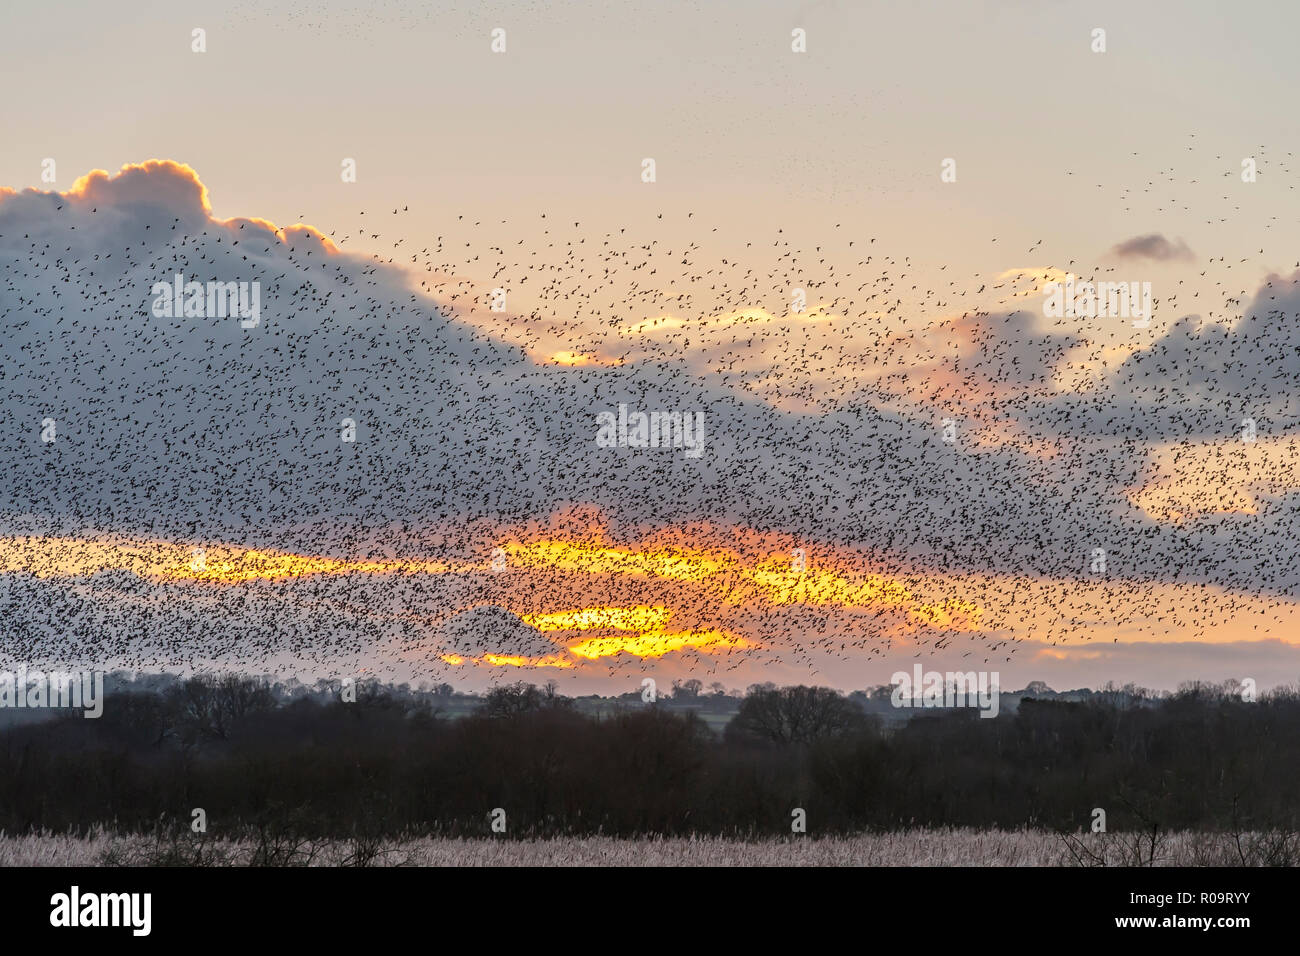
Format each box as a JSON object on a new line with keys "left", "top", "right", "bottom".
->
{"left": 1, "top": 1, "right": 1299, "bottom": 694}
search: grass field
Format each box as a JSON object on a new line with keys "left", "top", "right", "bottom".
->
{"left": 0, "top": 828, "right": 1294, "bottom": 866}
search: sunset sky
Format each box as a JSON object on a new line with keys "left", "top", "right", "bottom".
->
{"left": 2, "top": 1, "right": 1299, "bottom": 693}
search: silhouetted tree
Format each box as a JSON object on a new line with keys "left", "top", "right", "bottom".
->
{"left": 726, "top": 685, "right": 867, "bottom": 745}
{"left": 672, "top": 678, "right": 703, "bottom": 700}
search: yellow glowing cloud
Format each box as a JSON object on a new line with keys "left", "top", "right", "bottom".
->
{"left": 160, "top": 549, "right": 455, "bottom": 584}
{"left": 505, "top": 539, "right": 982, "bottom": 630}
{"left": 0, "top": 536, "right": 456, "bottom": 584}
{"left": 440, "top": 652, "right": 573, "bottom": 669}
{"left": 2, "top": 529, "right": 986, "bottom": 672}
{"left": 549, "top": 350, "right": 599, "bottom": 366}
{"left": 568, "top": 629, "right": 752, "bottom": 660}
{"left": 519, "top": 605, "right": 751, "bottom": 661}
{"left": 482, "top": 653, "right": 574, "bottom": 669}
{"left": 748, "top": 561, "right": 913, "bottom": 608}
{"left": 521, "top": 605, "right": 674, "bottom": 632}
{"left": 506, "top": 540, "right": 734, "bottom": 582}
{"left": 514, "top": 594, "right": 755, "bottom": 661}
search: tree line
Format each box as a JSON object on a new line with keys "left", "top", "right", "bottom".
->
{"left": 0, "top": 675, "right": 1295, "bottom": 839}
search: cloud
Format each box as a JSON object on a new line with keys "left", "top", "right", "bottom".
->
{"left": 1028, "top": 275, "right": 1300, "bottom": 440}
{"left": 2, "top": 162, "right": 1299, "bottom": 687}
{"left": 67, "top": 161, "right": 212, "bottom": 218}
{"left": 1108, "top": 233, "right": 1195, "bottom": 263}
{"left": 436, "top": 605, "right": 561, "bottom": 661}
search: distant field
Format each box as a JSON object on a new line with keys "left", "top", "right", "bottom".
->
{"left": 1, "top": 829, "right": 1293, "bottom": 866}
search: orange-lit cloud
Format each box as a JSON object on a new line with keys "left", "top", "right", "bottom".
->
{"left": 568, "top": 629, "right": 752, "bottom": 660}
{"left": 68, "top": 160, "right": 214, "bottom": 217}
{"left": 548, "top": 350, "right": 603, "bottom": 366}
{"left": 62, "top": 161, "right": 338, "bottom": 252}
{"left": 519, "top": 603, "right": 753, "bottom": 661}
{"left": 482, "top": 653, "right": 574, "bottom": 668}
{"left": 522, "top": 605, "right": 675, "bottom": 632}
{"left": 10, "top": 517, "right": 1295, "bottom": 686}
{"left": 504, "top": 538, "right": 983, "bottom": 631}
{"left": 0, "top": 536, "right": 458, "bottom": 584}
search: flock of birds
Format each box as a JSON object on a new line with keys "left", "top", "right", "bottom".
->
{"left": 0, "top": 139, "right": 1297, "bottom": 690}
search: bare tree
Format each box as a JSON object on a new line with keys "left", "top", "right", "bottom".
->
{"left": 672, "top": 678, "right": 703, "bottom": 700}
{"left": 726, "top": 685, "right": 867, "bottom": 745}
